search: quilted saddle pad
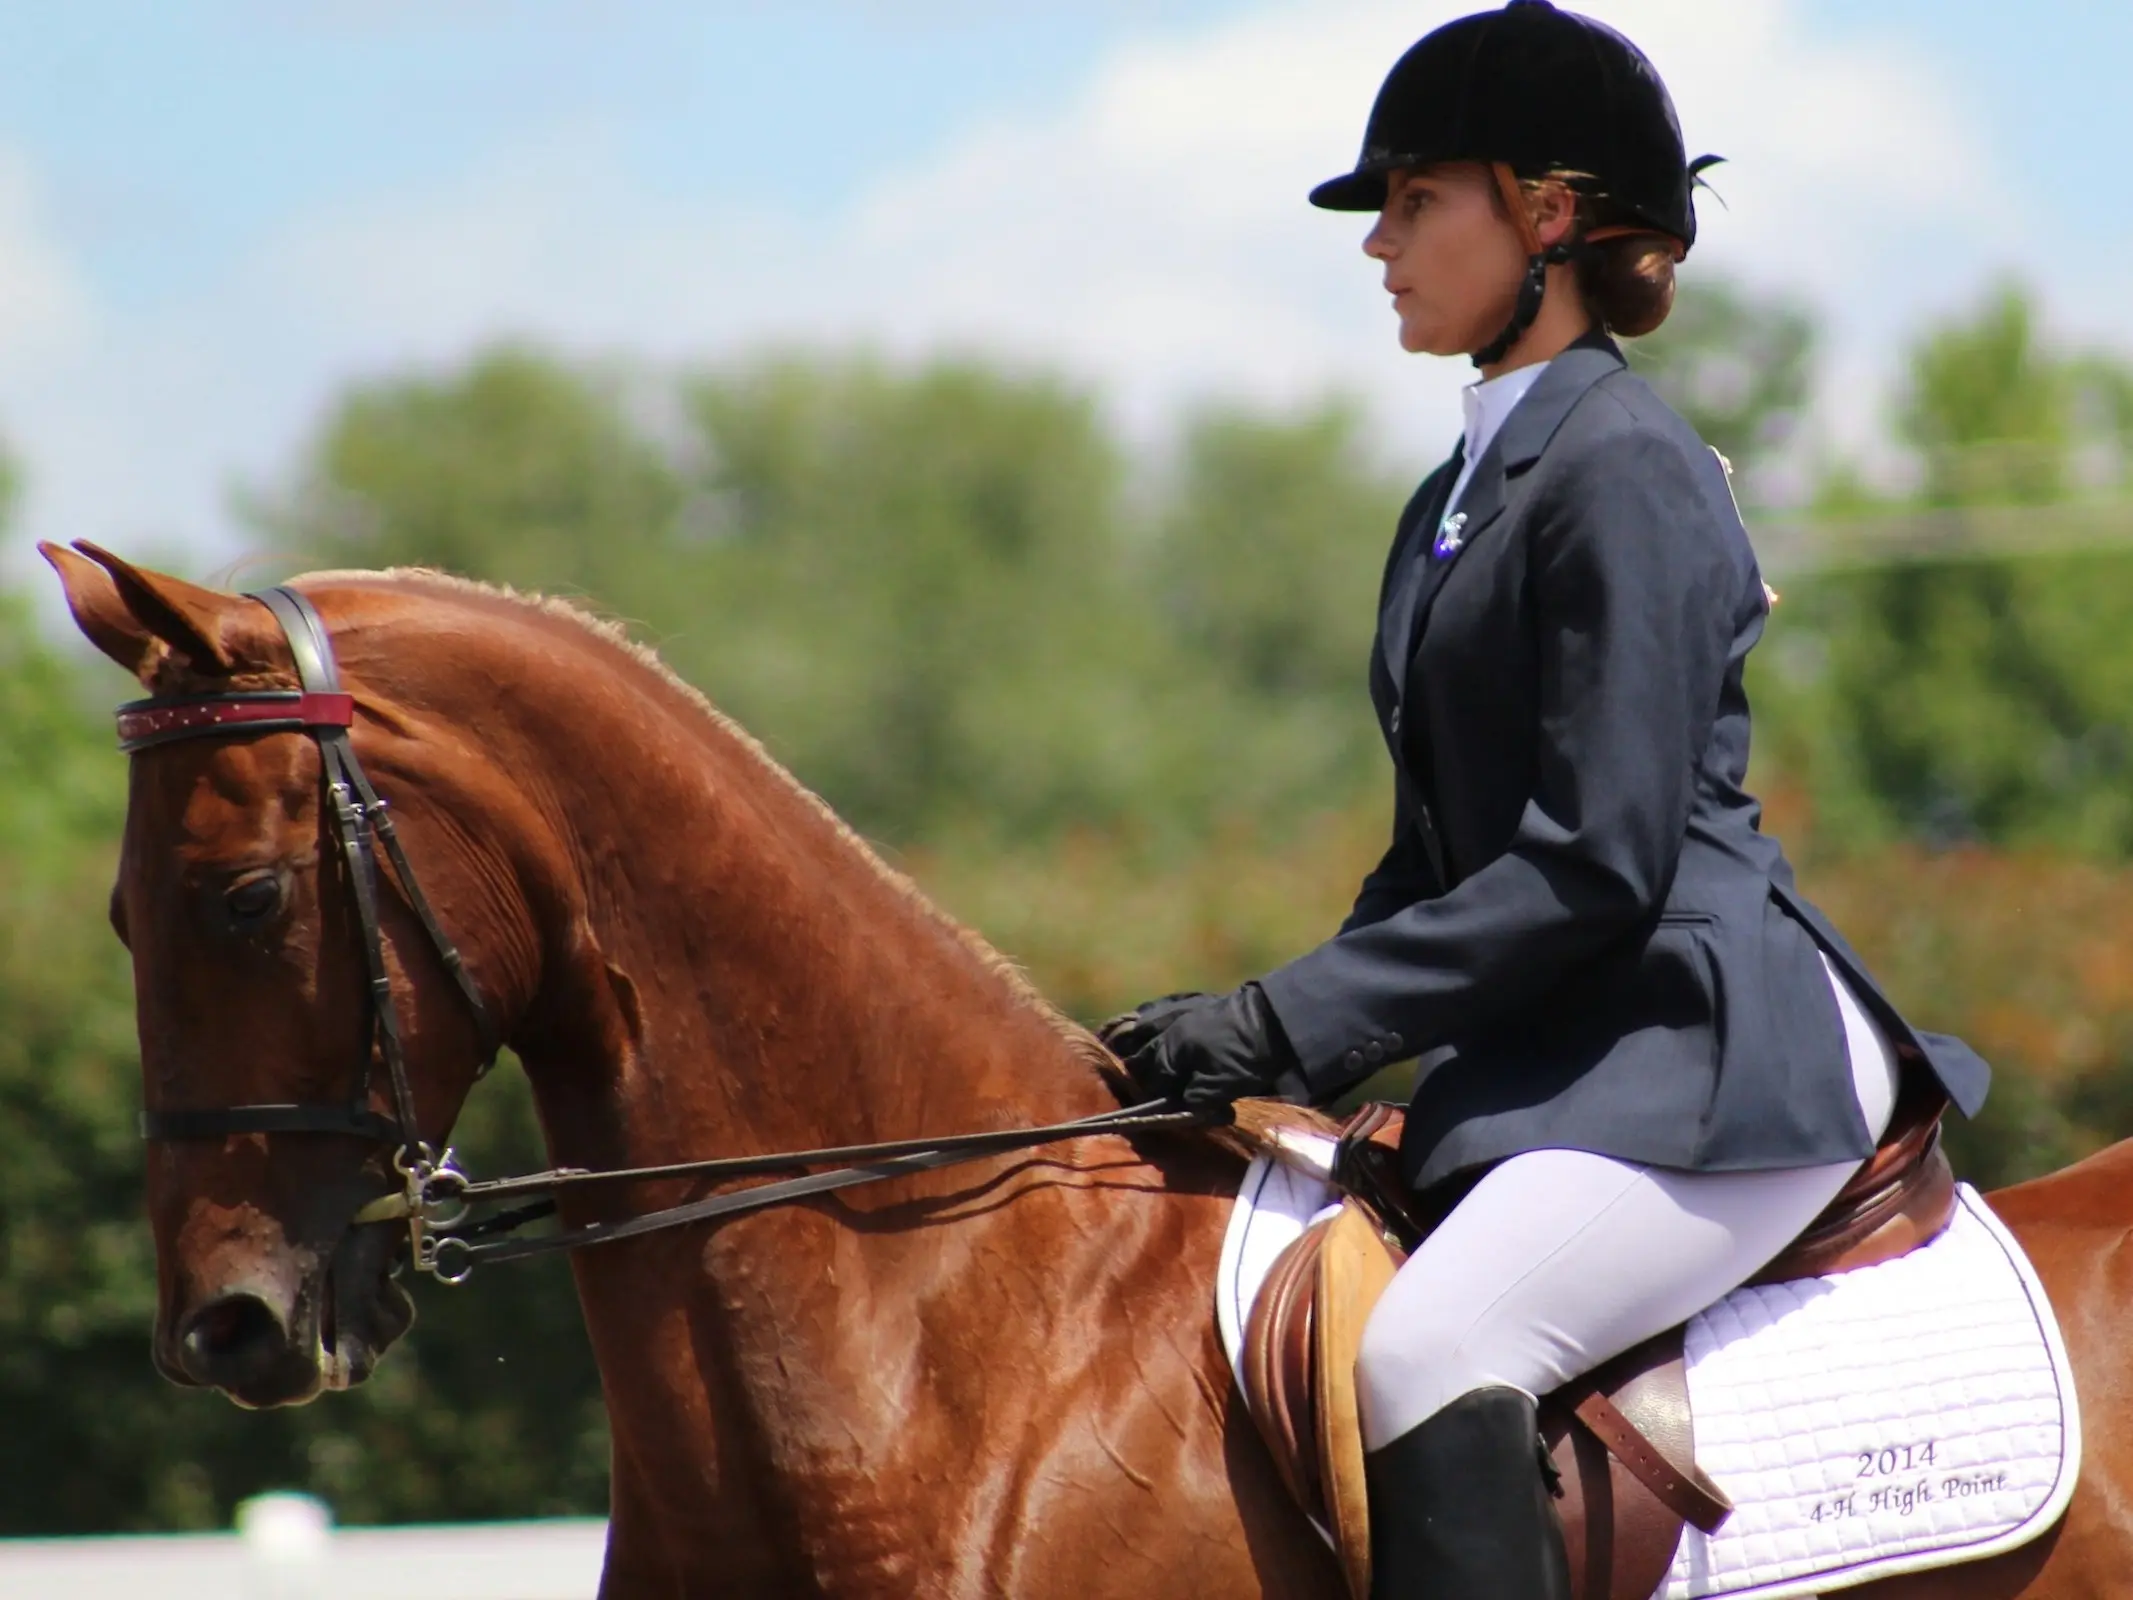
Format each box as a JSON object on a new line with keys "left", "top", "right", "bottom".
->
{"left": 1217, "top": 1147, "right": 2080, "bottom": 1599}
{"left": 1661, "top": 1182, "right": 2077, "bottom": 1598}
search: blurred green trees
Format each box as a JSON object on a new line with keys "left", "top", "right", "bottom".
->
{"left": 1901, "top": 282, "right": 2074, "bottom": 506}
{"left": 6, "top": 275, "right": 2133, "bottom": 1534}
{"left": 252, "top": 347, "right": 684, "bottom": 599}
{"left": 260, "top": 349, "right": 1405, "bottom": 847}
{"left": 1772, "top": 283, "right": 2133, "bottom": 854}
{"left": 1629, "top": 276, "right": 1816, "bottom": 479}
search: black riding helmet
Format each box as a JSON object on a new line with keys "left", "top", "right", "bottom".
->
{"left": 1312, "top": 0, "right": 1716, "bottom": 364}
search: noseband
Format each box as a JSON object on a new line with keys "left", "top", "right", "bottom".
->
{"left": 120, "top": 586, "right": 497, "bottom": 1168}
{"left": 115, "top": 585, "right": 1201, "bottom": 1283}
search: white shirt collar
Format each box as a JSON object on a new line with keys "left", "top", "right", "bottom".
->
{"left": 1443, "top": 358, "right": 1550, "bottom": 521}
{"left": 1461, "top": 359, "right": 1551, "bottom": 471}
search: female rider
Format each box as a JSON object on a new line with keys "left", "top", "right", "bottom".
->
{"left": 1102, "top": 5, "right": 1991, "bottom": 1598}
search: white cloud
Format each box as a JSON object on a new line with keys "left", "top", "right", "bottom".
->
{"left": 0, "top": 0, "right": 2042, "bottom": 580}
{"left": 0, "top": 152, "right": 93, "bottom": 369}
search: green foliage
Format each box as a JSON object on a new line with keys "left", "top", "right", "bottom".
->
{"left": 1141, "top": 400, "right": 1402, "bottom": 825}
{"left": 251, "top": 345, "right": 684, "bottom": 599}
{"left": 2072, "top": 355, "right": 2133, "bottom": 446}
{"left": 1774, "top": 551, "right": 2133, "bottom": 852}
{"left": 673, "top": 357, "right": 1156, "bottom": 838}
{"left": 1157, "top": 401, "right": 1389, "bottom": 700}
{"left": 259, "top": 346, "right": 1404, "bottom": 846}
{"left": 0, "top": 597, "right": 155, "bottom": 1529}
{"left": 1898, "top": 282, "right": 2072, "bottom": 505}
{"left": 1765, "top": 283, "right": 2133, "bottom": 854}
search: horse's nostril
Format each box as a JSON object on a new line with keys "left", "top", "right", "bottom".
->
{"left": 190, "top": 1295, "right": 274, "bottom": 1355}
{"left": 178, "top": 1292, "right": 288, "bottom": 1378}
{"left": 169, "top": 1289, "right": 321, "bottom": 1406}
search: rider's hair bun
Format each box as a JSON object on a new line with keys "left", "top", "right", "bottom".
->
{"left": 1579, "top": 232, "right": 1677, "bottom": 338}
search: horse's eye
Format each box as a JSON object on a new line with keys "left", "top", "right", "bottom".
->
{"left": 224, "top": 873, "right": 284, "bottom": 927}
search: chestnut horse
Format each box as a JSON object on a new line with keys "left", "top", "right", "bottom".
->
{"left": 40, "top": 541, "right": 2132, "bottom": 1598}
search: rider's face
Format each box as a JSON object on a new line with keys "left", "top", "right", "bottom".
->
{"left": 1363, "top": 163, "right": 1529, "bottom": 358}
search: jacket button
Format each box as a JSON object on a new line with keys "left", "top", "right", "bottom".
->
{"left": 1386, "top": 1033, "right": 1404, "bottom": 1055}
{"left": 1344, "top": 1050, "right": 1364, "bottom": 1070}
{"left": 1364, "top": 1042, "right": 1385, "bottom": 1065}
{"left": 1390, "top": 706, "right": 1402, "bottom": 735}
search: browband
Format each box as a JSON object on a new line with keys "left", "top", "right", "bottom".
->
{"left": 116, "top": 690, "right": 355, "bottom": 753}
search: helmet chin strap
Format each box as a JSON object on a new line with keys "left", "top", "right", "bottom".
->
{"left": 1473, "top": 162, "right": 1570, "bottom": 370}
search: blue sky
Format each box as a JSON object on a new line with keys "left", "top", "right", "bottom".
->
{"left": 0, "top": 3, "right": 1233, "bottom": 307}
{"left": 0, "top": 1, "right": 2120, "bottom": 576}
{"left": 1798, "top": 0, "right": 2130, "bottom": 251}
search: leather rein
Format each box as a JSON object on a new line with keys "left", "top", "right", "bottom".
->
{"left": 122, "top": 586, "right": 1200, "bottom": 1283}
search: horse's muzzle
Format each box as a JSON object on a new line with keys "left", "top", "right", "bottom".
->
{"left": 158, "top": 1221, "right": 415, "bottom": 1407}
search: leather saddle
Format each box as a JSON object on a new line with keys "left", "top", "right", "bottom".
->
{"left": 1240, "top": 1072, "right": 1956, "bottom": 1600}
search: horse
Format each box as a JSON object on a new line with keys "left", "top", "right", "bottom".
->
{"left": 39, "top": 539, "right": 2133, "bottom": 1598}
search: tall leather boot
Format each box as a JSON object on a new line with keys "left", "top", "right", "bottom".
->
{"left": 1365, "top": 1385, "right": 1571, "bottom": 1600}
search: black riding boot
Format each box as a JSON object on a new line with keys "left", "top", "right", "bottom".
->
{"left": 1365, "top": 1385, "right": 1571, "bottom": 1600}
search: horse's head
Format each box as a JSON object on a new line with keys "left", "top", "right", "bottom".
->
{"left": 41, "top": 541, "right": 515, "bottom": 1407}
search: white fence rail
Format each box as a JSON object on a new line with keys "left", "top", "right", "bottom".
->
{"left": 0, "top": 1496, "right": 606, "bottom": 1600}
{"left": 1750, "top": 496, "right": 2133, "bottom": 577}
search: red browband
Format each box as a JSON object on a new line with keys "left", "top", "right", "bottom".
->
{"left": 115, "top": 690, "right": 356, "bottom": 753}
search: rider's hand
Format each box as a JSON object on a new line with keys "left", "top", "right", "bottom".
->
{"left": 1096, "top": 992, "right": 1216, "bottom": 1064}
{"left": 1119, "top": 984, "right": 1298, "bottom": 1109}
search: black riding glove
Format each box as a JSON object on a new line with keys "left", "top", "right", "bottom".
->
{"left": 1119, "top": 983, "right": 1299, "bottom": 1110}
{"left": 1097, "top": 991, "right": 1216, "bottom": 1063}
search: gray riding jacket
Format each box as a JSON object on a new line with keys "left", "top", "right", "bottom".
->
{"left": 1257, "top": 332, "right": 1990, "bottom": 1191}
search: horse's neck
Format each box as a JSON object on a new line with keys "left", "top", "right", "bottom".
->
{"left": 380, "top": 591, "right": 1236, "bottom": 1588}
{"left": 447, "top": 609, "right": 1142, "bottom": 1570}
{"left": 424, "top": 596, "right": 1113, "bottom": 1167}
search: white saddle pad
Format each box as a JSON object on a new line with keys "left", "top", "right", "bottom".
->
{"left": 1216, "top": 1141, "right": 2080, "bottom": 1599}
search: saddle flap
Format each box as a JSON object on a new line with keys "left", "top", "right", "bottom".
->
{"left": 1312, "top": 1202, "right": 1400, "bottom": 1600}
{"left": 1238, "top": 1199, "right": 1701, "bottom": 1600}
{"left": 1241, "top": 1214, "right": 1325, "bottom": 1515}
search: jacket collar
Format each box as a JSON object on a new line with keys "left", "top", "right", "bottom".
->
{"left": 1427, "top": 329, "right": 1625, "bottom": 555}
{"left": 1489, "top": 327, "right": 1626, "bottom": 473}
{"left": 1379, "top": 330, "right": 1626, "bottom": 699}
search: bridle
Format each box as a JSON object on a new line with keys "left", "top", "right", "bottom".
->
{"left": 119, "top": 586, "right": 1199, "bottom": 1283}
{"left": 122, "top": 585, "right": 496, "bottom": 1163}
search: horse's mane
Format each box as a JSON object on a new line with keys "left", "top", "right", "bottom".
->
{"left": 295, "top": 564, "right": 1332, "bottom": 1153}
{"left": 299, "top": 567, "right": 1111, "bottom": 1048}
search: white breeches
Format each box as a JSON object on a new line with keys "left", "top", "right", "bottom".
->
{"left": 1356, "top": 954, "right": 1902, "bottom": 1450}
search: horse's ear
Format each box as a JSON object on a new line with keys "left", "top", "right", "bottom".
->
{"left": 57, "top": 540, "right": 246, "bottom": 678}
{"left": 39, "top": 541, "right": 158, "bottom": 678}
